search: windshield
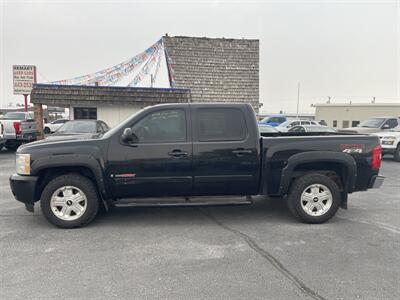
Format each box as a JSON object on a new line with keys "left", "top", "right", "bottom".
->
{"left": 57, "top": 121, "right": 96, "bottom": 133}
{"left": 277, "top": 120, "right": 297, "bottom": 128}
{"left": 358, "top": 118, "right": 385, "bottom": 128}
{"left": 3, "top": 112, "right": 29, "bottom": 120}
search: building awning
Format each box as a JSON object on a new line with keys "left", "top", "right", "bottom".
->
{"left": 31, "top": 84, "right": 191, "bottom": 107}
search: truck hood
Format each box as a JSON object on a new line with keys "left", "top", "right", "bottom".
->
{"left": 342, "top": 127, "right": 381, "bottom": 134}
{"left": 18, "top": 133, "right": 102, "bottom": 152}
{"left": 373, "top": 131, "right": 400, "bottom": 138}
{"left": 45, "top": 133, "right": 97, "bottom": 141}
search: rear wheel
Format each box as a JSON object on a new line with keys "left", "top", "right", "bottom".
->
{"left": 394, "top": 144, "right": 400, "bottom": 161}
{"left": 287, "top": 174, "right": 341, "bottom": 224}
{"left": 40, "top": 174, "right": 99, "bottom": 228}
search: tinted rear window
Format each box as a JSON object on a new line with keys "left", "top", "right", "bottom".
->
{"left": 197, "top": 108, "right": 247, "bottom": 141}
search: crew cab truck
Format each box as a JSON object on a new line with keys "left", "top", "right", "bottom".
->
{"left": 10, "top": 103, "right": 384, "bottom": 228}
{"left": 1, "top": 112, "right": 37, "bottom": 150}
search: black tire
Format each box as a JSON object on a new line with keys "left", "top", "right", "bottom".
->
{"left": 43, "top": 127, "right": 51, "bottom": 134}
{"left": 40, "top": 173, "right": 99, "bottom": 228}
{"left": 394, "top": 144, "right": 400, "bottom": 162}
{"left": 4, "top": 140, "right": 21, "bottom": 151}
{"left": 287, "top": 174, "right": 341, "bottom": 224}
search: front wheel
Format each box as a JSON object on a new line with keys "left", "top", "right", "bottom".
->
{"left": 43, "top": 127, "right": 51, "bottom": 134}
{"left": 287, "top": 174, "right": 341, "bottom": 224}
{"left": 394, "top": 144, "right": 400, "bottom": 162}
{"left": 40, "top": 174, "right": 99, "bottom": 228}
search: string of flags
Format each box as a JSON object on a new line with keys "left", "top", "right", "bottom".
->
{"left": 49, "top": 39, "right": 165, "bottom": 87}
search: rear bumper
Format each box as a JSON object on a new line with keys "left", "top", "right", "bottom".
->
{"left": 4, "top": 132, "right": 37, "bottom": 142}
{"left": 368, "top": 175, "right": 385, "bottom": 189}
{"left": 9, "top": 174, "right": 39, "bottom": 204}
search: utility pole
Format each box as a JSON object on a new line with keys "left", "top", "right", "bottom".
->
{"left": 296, "top": 82, "right": 300, "bottom": 118}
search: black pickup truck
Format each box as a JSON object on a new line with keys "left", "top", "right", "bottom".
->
{"left": 10, "top": 103, "right": 384, "bottom": 228}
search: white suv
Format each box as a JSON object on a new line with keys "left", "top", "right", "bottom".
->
{"left": 374, "top": 127, "right": 400, "bottom": 161}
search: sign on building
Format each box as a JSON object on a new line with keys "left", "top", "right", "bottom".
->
{"left": 13, "top": 65, "right": 36, "bottom": 95}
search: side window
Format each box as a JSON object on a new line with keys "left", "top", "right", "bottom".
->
{"left": 197, "top": 108, "right": 247, "bottom": 141}
{"left": 290, "top": 121, "right": 300, "bottom": 127}
{"left": 301, "top": 121, "right": 310, "bottom": 125}
{"left": 289, "top": 126, "right": 305, "bottom": 133}
{"left": 384, "top": 119, "right": 398, "bottom": 129}
{"left": 333, "top": 120, "right": 338, "bottom": 128}
{"left": 101, "top": 121, "right": 110, "bottom": 132}
{"left": 131, "top": 109, "right": 186, "bottom": 143}
{"left": 342, "top": 120, "right": 350, "bottom": 128}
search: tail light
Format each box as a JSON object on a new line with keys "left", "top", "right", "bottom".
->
{"left": 13, "top": 121, "right": 21, "bottom": 135}
{"left": 371, "top": 145, "right": 382, "bottom": 170}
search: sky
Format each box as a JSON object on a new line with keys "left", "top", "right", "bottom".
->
{"left": 1, "top": 0, "right": 399, "bottom": 114}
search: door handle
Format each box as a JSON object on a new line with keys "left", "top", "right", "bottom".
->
{"left": 168, "top": 150, "right": 188, "bottom": 158}
{"left": 232, "top": 149, "right": 253, "bottom": 156}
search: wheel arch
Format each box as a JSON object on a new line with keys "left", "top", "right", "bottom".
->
{"left": 31, "top": 154, "right": 108, "bottom": 202}
{"left": 279, "top": 151, "right": 357, "bottom": 196}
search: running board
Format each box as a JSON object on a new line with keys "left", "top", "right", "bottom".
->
{"left": 113, "top": 197, "right": 253, "bottom": 208}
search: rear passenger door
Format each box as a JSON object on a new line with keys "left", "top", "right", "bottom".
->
{"left": 192, "top": 105, "right": 259, "bottom": 196}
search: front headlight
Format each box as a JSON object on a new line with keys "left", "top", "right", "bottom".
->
{"left": 16, "top": 154, "right": 31, "bottom": 175}
{"left": 381, "top": 136, "right": 396, "bottom": 145}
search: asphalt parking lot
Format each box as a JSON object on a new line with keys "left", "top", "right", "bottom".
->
{"left": 0, "top": 148, "right": 399, "bottom": 300}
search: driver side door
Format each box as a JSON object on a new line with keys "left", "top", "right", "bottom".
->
{"left": 107, "top": 106, "right": 193, "bottom": 198}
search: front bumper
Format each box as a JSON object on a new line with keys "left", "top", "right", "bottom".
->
{"left": 368, "top": 175, "right": 385, "bottom": 189}
{"left": 9, "top": 174, "right": 39, "bottom": 204}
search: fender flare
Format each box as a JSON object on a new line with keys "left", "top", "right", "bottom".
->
{"left": 279, "top": 151, "right": 357, "bottom": 195}
{"left": 31, "top": 154, "right": 107, "bottom": 199}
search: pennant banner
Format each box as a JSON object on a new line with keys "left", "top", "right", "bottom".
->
{"left": 49, "top": 39, "right": 163, "bottom": 87}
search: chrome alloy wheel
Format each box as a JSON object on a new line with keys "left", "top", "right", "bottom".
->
{"left": 50, "top": 186, "right": 87, "bottom": 221}
{"left": 300, "top": 184, "right": 333, "bottom": 217}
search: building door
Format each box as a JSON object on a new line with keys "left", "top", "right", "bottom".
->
{"left": 74, "top": 107, "right": 97, "bottom": 120}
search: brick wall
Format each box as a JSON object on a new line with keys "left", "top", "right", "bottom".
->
{"left": 163, "top": 36, "right": 259, "bottom": 112}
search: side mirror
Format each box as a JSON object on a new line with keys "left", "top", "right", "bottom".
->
{"left": 121, "top": 128, "right": 138, "bottom": 143}
{"left": 382, "top": 124, "right": 390, "bottom": 129}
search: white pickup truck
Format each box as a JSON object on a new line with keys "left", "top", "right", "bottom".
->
{"left": 374, "top": 127, "right": 400, "bottom": 161}
{"left": 0, "top": 112, "right": 38, "bottom": 150}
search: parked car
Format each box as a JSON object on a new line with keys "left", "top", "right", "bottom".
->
{"left": 0, "top": 121, "right": 5, "bottom": 149}
{"left": 342, "top": 117, "right": 399, "bottom": 134}
{"left": 258, "top": 125, "right": 279, "bottom": 134}
{"left": 288, "top": 125, "right": 336, "bottom": 133}
{"left": 46, "top": 120, "right": 110, "bottom": 140}
{"left": 258, "top": 115, "right": 287, "bottom": 127}
{"left": 10, "top": 103, "right": 383, "bottom": 228}
{"left": 43, "top": 119, "right": 69, "bottom": 134}
{"left": 373, "top": 126, "right": 400, "bottom": 161}
{"left": 276, "top": 119, "right": 320, "bottom": 132}
{"left": 1, "top": 112, "right": 38, "bottom": 150}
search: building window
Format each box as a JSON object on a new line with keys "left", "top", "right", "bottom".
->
{"left": 332, "top": 120, "right": 337, "bottom": 128}
{"left": 342, "top": 120, "right": 350, "bottom": 128}
{"left": 74, "top": 107, "right": 97, "bottom": 120}
{"left": 352, "top": 121, "right": 360, "bottom": 127}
